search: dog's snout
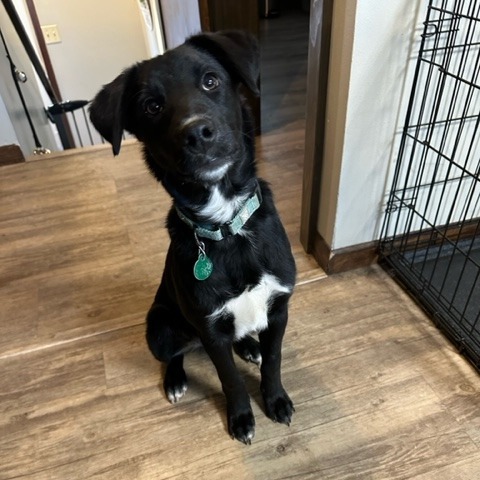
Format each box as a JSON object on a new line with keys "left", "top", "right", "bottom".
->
{"left": 182, "top": 119, "right": 216, "bottom": 152}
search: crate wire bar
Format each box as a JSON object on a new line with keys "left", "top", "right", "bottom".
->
{"left": 380, "top": 0, "right": 480, "bottom": 368}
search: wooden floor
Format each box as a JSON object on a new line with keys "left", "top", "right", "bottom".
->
{"left": 2, "top": 9, "right": 480, "bottom": 480}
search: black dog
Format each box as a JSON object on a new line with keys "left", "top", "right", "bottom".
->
{"left": 90, "top": 30, "right": 296, "bottom": 444}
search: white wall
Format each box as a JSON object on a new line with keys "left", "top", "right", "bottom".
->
{"left": 34, "top": 0, "right": 149, "bottom": 102}
{"left": 318, "top": 0, "right": 426, "bottom": 250}
{"left": 0, "top": 94, "right": 19, "bottom": 145}
{"left": 32, "top": 0, "right": 152, "bottom": 147}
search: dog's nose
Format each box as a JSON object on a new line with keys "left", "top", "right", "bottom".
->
{"left": 182, "top": 120, "right": 216, "bottom": 152}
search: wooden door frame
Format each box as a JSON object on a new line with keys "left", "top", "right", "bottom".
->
{"left": 198, "top": 0, "right": 211, "bottom": 31}
{"left": 301, "top": 0, "right": 379, "bottom": 274}
{"left": 300, "top": 0, "right": 334, "bottom": 255}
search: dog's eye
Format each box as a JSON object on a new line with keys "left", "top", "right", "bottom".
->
{"left": 201, "top": 73, "right": 220, "bottom": 91}
{"left": 143, "top": 99, "right": 163, "bottom": 116}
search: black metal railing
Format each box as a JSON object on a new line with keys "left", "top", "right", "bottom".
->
{"left": 45, "top": 100, "right": 96, "bottom": 148}
{"left": 2, "top": 0, "right": 98, "bottom": 151}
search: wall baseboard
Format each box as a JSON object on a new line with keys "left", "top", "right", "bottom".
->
{"left": 0, "top": 145, "right": 25, "bottom": 166}
{"left": 313, "top": 232, "right": 378, "bottom": 274}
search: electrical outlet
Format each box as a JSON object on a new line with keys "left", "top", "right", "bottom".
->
{"left": 41, "top": 25, "right": 61, "bottom": 44}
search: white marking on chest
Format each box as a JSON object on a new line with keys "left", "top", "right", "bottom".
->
{"left": 197, "top": 186, "right": 248, "bottom": 224}
{"left": 208, "top": 274, "right": 292, "bottom": 340}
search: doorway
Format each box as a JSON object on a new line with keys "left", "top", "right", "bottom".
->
{"left": 259, "top": 2, "right": 309, "bottom": 134}
{"left": 256, "top": 3, "right": 326, "bottom": 282}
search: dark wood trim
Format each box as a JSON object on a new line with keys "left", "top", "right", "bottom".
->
{"left": 24, "top": 0, "right": 75, "bottom": 148}
{"left": 198, "top": 0, "right": 211, "bottom": 31}
{"left": 313, "top": 232, "right": 379, "bottom": 274}
{"left": 24, "top": 0, "right": 61, "bottom": 101}
{"left": 300, "top": 0, "right": 334, "bottom": 254}
{"left": 0, "top": 144, "right": 25, "bottom": 166}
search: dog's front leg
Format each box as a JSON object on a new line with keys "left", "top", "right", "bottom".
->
{"left": 259, "top": 295, "right": 294, "bottom": 426}
{"left": 201, "top": 333, "right": 255, "bottom": 444}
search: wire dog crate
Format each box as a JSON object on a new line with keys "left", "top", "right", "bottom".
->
{"left": 380, "top": 0, "right": 480, "bottom": 368}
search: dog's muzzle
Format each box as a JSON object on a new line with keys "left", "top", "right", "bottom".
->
{"left": 181, "top": 117, "right": 217, "bottom": 154}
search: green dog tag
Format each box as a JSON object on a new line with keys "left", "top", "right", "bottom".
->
{"left": 193, "top": 253, "right": 213, "bottom": 281}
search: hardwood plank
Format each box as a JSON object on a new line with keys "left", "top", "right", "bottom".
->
{"left": 408, "top": 341, "right": 480, "bottom": 448}
{"left": 2, "top": 269, "right": 480, "bottom": 479}
{"left": 0, "top": 259, "right": 155, "bottom": 359}
{"left": 244, "top": 380, "right": 476, "bottom": 480}
{"left": 0, "top": 156, "right": 130, "bottom": 286}
{"left": 0, "top": 279, "right": 39, "bottom": 356}
{"left": 411, "top": 455, "right": 480, "bottom": 480}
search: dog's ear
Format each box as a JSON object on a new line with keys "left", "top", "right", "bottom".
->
{"left": 89, "top": 65, "right": 137, "bottom": 156}
{"left": 186, "top": 30, "right": 259, "bottom": 95}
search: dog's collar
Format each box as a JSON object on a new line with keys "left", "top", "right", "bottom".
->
{"left": 175, "top": 183, "right": 262, "bottom": 241}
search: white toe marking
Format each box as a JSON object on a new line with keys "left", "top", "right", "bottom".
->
{"left": 167, "top": 384, "right": 188, "bottom": 404}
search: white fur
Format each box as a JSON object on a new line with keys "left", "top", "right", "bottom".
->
{"left": 198, "top": 186, "right": 248, "bottom": 224}
{"left": 198, "top": 163, "right": 231, "bottom": 183}
{"left": 179, "top": 114, "right": 207, "bottom": 129}
{"left": 208, "top": 274, "right": 292, "bottom": 340}
{"left": 167, "top": 384, "right": 188, "bottom": 404}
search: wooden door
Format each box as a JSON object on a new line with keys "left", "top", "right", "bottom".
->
{"left": 199, "top": 0, "right": 259, "bottom": 33}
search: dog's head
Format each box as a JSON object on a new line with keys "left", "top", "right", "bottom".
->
{"left": 90, "top": 30, "right": 259, "bottom": 186}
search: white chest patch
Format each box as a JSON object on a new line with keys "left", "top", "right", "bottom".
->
{"left": 197, "top": 186, "right": 248, "bottom": 224}
{"left": 208, "top": 274, "right": 292, "bottom": 340}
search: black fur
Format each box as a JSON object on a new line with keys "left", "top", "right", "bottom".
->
{"left": 90, "top": 30, "right": 296, "bottom": 444}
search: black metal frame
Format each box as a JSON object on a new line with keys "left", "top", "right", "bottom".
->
{"left": 45, "top": 100, "right": 95, "bottom": 148}
{"left": 380, "top": 0, "right": 480, "bottom": 368}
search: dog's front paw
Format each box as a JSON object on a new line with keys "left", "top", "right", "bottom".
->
{"left": 228, "top": 409, "right": 255, "bottom": 444}
{"left": 263, "top": 389, "right": 295, "bottom": 426}
{"left": 163, "top": 364, "right": 188, "bottom": 404}
{"left": 233, "top": 335, "right": 262, "bottom": 367}
{"left": 165, "top": 381, "right": 187, "bottom": 404}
